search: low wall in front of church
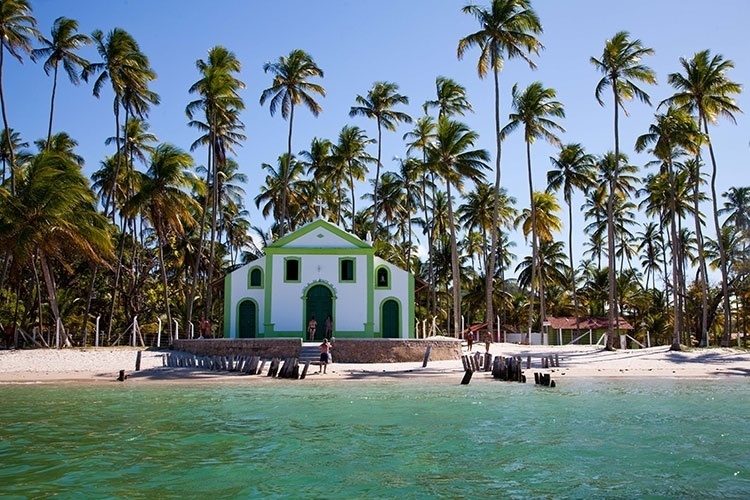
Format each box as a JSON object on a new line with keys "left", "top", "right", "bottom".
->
{"left": 174, "top": 338, "right": 302, "bottom": 359}
{"left": 330, "top": 337, "right": 462, "bottom": 363}
{"left": 173, "top": 337, "right": 462, "bottom": 363}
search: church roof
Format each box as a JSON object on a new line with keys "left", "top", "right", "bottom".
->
{"left": 267, "top": 218, "right": 371, "bottom": 250}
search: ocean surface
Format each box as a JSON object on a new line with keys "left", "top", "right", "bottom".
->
{"left": 1, "top": 378, "right": 748, "bottom": 499}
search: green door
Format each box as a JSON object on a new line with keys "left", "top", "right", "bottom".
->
{"left": 238, "top": 300, "right": 256, "bottom": 338}
{"left": 306, "top": 285, "right": 332, "bottom": 341}
{"left": 382, "top": 299, "right": 399, "bottom": 338}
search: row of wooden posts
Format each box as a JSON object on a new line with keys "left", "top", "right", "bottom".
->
{"left": 160, "top": 352, "right": 314, "bottom": 379}
{"left": 460, "top": 352, "right": 560, "bottom": 387}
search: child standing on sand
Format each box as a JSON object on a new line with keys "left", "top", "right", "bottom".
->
{"left": 319, "top": 339, "right": 332, "bottom": 374}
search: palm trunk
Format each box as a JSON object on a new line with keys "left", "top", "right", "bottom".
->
{"left": 691, "top": 151, "right": 709, "bottom": 346}
{"left": 46, "top": 65, "right": 59, "bottom": 147}
{"left": 371, "top": 120, "right": 383, "bottom": 239}
{"left": 569, "top": 199, "right": 581, "bottom": 337}
{"left": 668, "top": 160, "right": 682, "bottom": 350}
{"left": 106, "top": 104, "right": 124, "bottom": 340}
{"left": 0, "top": 43, "right": 17, "bottom": 195}
{"left": 40, "top": 253, "right": 71, "bottom": 348}
{"left": 280, "top": 104, "right": 295, "bottom": 236}
{"left": 349, "top": 168, "right": 356, "bottom": 229}
{"left": 446, "top": 181, "right": 461, "bottom": 337}
{"left": 486, "top": 66, "right": 502, "bottom": 338}
{"left": 526, "top": 141, "right": 537, "bottom": 338}
{"left": 205, "top": 136, "right": 221, "bottom": 324}
{"left": 705, "top": 125, "right": 731, "bottom": 346}
{"left": 156, "top": 226, "right": 174, "bottom": 340}
{"left": 606, "top": 86, "right": 619, "bottom": 350}
{"left": 186, "top": 132, "right": 213, "bottom": 324}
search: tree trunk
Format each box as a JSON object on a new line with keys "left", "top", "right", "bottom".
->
{"left": 46, "top": 65, "right": 59, "bottom": 147}
{"left": 447, "top": 181, "right": 461, "bottom": 337}
{"left": 0, "top": 41, "right": 18, "bottom": 195}
{"left": 486, "top": 66, "right": 502, "bottom": 338}
{"left": 371, "top": 120, "right": 383, "bottom": 239}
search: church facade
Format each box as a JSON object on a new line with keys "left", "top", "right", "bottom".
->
{"left": 223, "top": 218, "right": 415, "bottom": 340}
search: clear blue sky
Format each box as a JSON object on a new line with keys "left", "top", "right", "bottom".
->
{"left": 7, "top": 0, "right": 750, "bottom": 275}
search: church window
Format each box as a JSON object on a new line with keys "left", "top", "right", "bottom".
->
{"left": 285, "top": 258, "right": 301, "bottom": 282}
{"left": 376, "top": 267, "right": 390, "bottom": 288}
{"left": 340, "top": 258, "right": 355, "bottom": 282}
{"left": 249, "top": 267, "right": 262, "bottom": 288}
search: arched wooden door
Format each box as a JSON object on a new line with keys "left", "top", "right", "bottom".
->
{"left": 238, "top": 300, "right": 256, "bottom": 338}
{"left": 306, "top": 285, "right": 332, "bottom": 341}
{"left": 382, "top": 299, "right": 399, "bottom": 338}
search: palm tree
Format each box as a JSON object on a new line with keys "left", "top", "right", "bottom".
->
{"left": 390, "top": 157, "right": 422, "bottom": 270}
{"left": 82, "top": 27, "right": 159, "bottom": 339}
{"left": 0, "top": 0, "right": 37, "bottom": 195}
{"left": 547, "top": 143, "right": 596, "bottom": 332}
{"left": 515, "top": 191, "right": 563, "bottom": 331}
{"left": 458, "top": 0, "right": 543, "bottom": 337}
{"left": 720, "top": 187, "right": 750, "bottom": 242}
{"left": 349, "top": 81, "right": 412, "bottom": 238}
{"left": 424, "top": 76, "right": 473, "bottom": 118}
{"left": 255, "top": 153, "right": 306, "bottom": 230}
{"left": 591, "top": 30, "right": 656, "bottom": 349}
{"left": 0, "top": 149, "right": 113, "bottom": 346}
{"left": 662, "top": 50, "right": 742, "bottom": 346}
{"left": 31, "top": 16, "right": 91, "bottom": 146}
{"left": 404, "top": 115, "right": 437, "bottom": 313}
{"left": 260, "top": 49, "right": 325, "bottom": 236}
{"left": 124, "top": 144, "right": 198, "bottom": 341}
{"left": 330, "top": 125, "right": 375, "bottom": 230}
{"left": 635, "top": 106, "right": 702, "bottom": 348}
{"left": 83, "top": 27, "right": 159, "bottom": 219}
{"left": 636, "top": 222, "right": 664, "bottom": 292}
{"left": 186, "top": 45, "right": 246, "bottom": 323}
{"left": 502, "top": 81, "right": 565, "bottom": 334}
{"left": 427, "top": 117, "right": 489, "bottom": 336}
{"left": 0, "top": 127, "right": 28, "bottom": 184}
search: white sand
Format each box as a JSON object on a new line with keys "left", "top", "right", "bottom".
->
{"left": 0, "top": 343, "right": 748, "bottom": 385}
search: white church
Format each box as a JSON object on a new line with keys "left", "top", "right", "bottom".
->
{"left": 222, "top": 218, "right": 415, "bottom": 340}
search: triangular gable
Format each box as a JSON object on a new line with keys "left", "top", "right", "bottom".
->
{"left": 268, "top": 218, "right": 371, "bottom": 249}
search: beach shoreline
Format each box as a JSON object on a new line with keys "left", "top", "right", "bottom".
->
{"left": 0, "top": 343, "right": 748, "bottom": 386}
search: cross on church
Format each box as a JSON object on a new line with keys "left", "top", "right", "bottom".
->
{"left": 315, "top": 199, "right": 325, "bottom": 219}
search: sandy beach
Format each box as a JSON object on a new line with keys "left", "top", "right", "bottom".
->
{"left": 1, "top": 343, "right": 748, "bottom": 385}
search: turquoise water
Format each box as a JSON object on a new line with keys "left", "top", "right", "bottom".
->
{"left": 1, "top": 379, "right": 748, "bottom": 499}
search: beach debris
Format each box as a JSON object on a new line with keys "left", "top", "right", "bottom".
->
{"left": 534, "top": 372, "right": 555, "bottom": 388}
{"left": 491, "top": 356, "right": 525, "bottom": 382}
{"left": 163, "top": 352, "right": 308, "bottom": 379}
{"left": 422, "top": 345, "right": 432, "bottom": 367}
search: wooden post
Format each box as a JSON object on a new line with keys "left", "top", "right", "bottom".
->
{"left": 460, "top": 370, "right": 473, "bottom": 385}
{"left": 526, "top": 355, "right": 531, "bottom": 369}
{"left": 135, "top": 351, "right": 142, "bottom": 371}
{"left": 117, "top": 370, "right": 126, "bottom": 381}
{"left": 422, "top": 345, "right": 432, "bottom": 367}
{"left": 300, "top": 360, "right": 311, "bottom": 379}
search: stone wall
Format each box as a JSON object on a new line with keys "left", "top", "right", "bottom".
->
{"left": 330, "top": 337, "right": 461, "bottom": 363}
{"left": 174, "top": 338, "right": 301, "bottom": 359}
{"left": 173, "top": 337, "right": 462, "bottom": 363}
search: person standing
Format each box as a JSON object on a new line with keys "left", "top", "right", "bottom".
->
{"left": 324, "top": 315, "right": 333, "bottom": 339}
{"left": 466, "top": 331, "right": 474, "bottom": 351}
{"left": 307, "top": 316, "right": 317, "bottom": 341}
{"left": 199, "top": 315, "right": 211, "bottom": 339}
{"left": 319, "top": 338, "right": 332, "bottom": 373}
